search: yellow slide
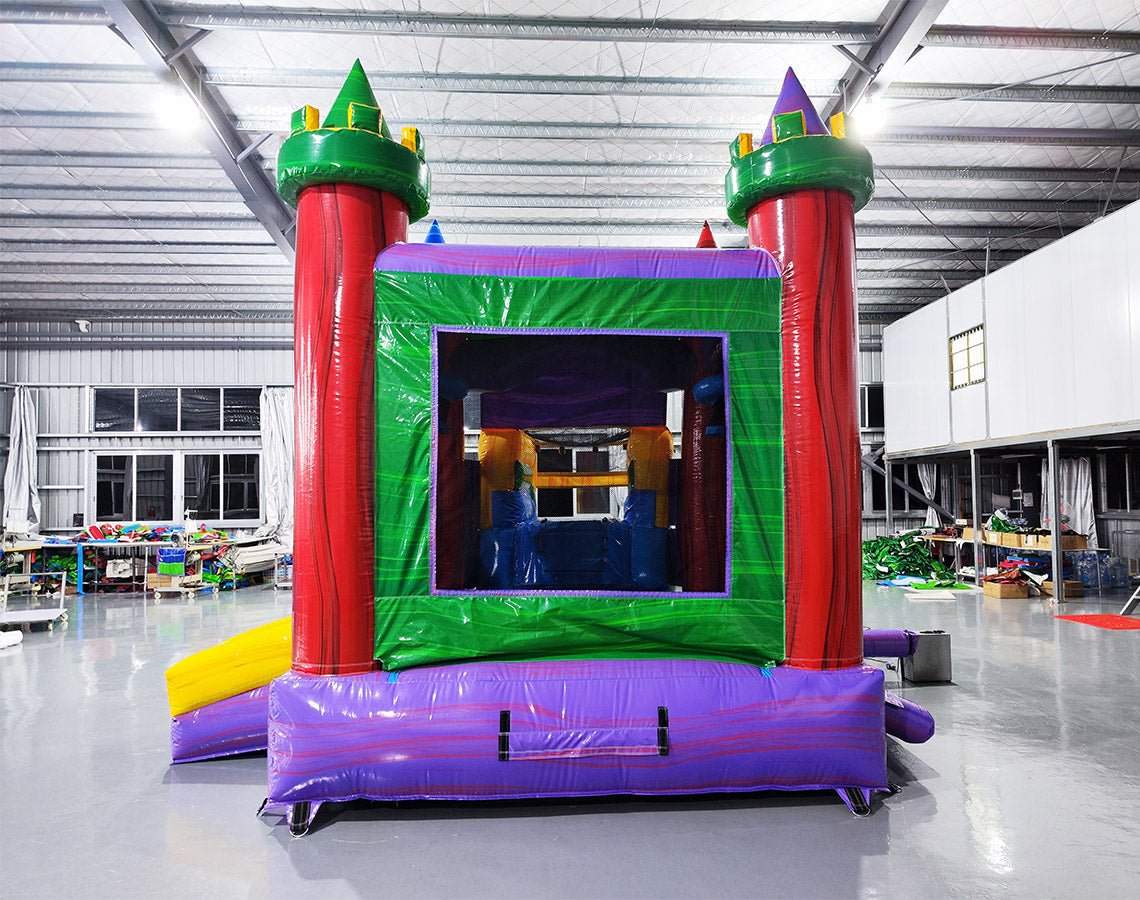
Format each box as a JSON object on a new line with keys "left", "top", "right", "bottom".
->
{"left": 166, "top": 617, "right": 292, "bottom": 716}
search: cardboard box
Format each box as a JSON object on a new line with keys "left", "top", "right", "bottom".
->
{"left": 1042, "top": 579, "right": 1085, "bottom": 598}
{"left": 147, "top": 573, "right": 202, "bottom": 589}
{"left": 983, "top": 530, "right": 1002, "bottom": 546}
{"left": 1000, "top": 532, "right": 1023, "bottom": 549}
{"left": 961, "top": 527, "right": 974, "bottom": 541}
{"left": 983, "top": 580, "right": 1028, "bottom": 599}
{"left": 1031, "top": 534, "right": 1088, "bottom": 551}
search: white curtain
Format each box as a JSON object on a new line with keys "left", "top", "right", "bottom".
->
{"left": 259, "top": 387, "right": 294, "bottom": 549}
{"left": 1041, "top": 456, "right": 1098, "bottom": 548}
{"left": 918, "top": 462, "right": 940, "bottom": 528}
{"left": 3, "top": 386, "right": 41, "bottom": 536}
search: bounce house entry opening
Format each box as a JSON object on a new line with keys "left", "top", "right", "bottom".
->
{"left": 433, "top": 330, "right": 729, "bottom": 595}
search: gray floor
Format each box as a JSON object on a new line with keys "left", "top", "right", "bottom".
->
{"left": 2, "top": 584, "right": 1138, "bottom": 899}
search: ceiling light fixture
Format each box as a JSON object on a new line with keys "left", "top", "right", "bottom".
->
{"left": 854, "top": 94, "right": 887, "bottom": 137}
{"left": 153, "top": 89, "right": 201, "bottom": 133}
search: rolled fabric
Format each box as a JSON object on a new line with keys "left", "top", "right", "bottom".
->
{"left": 862, "top": 628, "right": 919, "bottom": 659}
{"left": 884, "top": 690, "right": 935, "bottom": 744}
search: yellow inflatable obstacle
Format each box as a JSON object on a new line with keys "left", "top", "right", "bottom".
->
{"left": 166, "top": 617, "right": 292, "bottom": 716}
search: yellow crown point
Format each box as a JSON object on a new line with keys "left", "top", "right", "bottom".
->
{"left": 737, "top": 132, "right": 754, "bottom": 156}
{"left": 401, "top": 126, "right": 419, "bottom": 152}
{"left": 829, "top": 112, "right": 847, "bottom": 139}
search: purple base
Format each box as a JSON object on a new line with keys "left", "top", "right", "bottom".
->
{"left": 863, "top": 629, "right": 920, "bottom": 658}
{"left": 265, "top": 659, "right": 887, "bottom": 808}
{"left": 171, "top": 686, "right": 270, "bottom": 764}
{"left": 884, "top": 690, "right": 936, "bottom": 744}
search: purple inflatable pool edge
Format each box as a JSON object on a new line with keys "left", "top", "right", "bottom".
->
{"left": 262, "top": 658, "right": 888, "bottom": 827}
{"left": 171, "top": 685, "right": 270, "bottom": 764}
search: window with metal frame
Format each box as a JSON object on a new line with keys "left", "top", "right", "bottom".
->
{"left": 949, "top": 326, "right": 985, "bottom": 390}
{"left": 91, "top": 387, "right": 262, "bottom": 432}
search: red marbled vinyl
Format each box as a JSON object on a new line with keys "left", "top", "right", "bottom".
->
{"left": 748, "top": 189, "right": 862, "bottom": 669}
{"left": 292, "top": 183, "right": 407, "bottom": 676}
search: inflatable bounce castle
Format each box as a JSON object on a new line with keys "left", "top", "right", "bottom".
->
{"left": 165, "top": 63, "right": 934, "bottom": 835}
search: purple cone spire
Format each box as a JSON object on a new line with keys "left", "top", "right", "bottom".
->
{"left": 759, "top": 68, "right": 829, "bottom": 146}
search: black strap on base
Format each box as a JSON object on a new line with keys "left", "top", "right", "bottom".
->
{"left": 498, "top": 710, "right": 511, "bottom": 761}
{"left": 657, "top": 706, "right": 670, "bottom": 756}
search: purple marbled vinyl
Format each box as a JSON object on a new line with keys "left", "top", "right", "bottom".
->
{"left": 171, "top": 686, "right": 269, "bottom": 764}
{"left": 863, "top": 629, "right": 919, "bottom": 658}
{"left": 376, "top": 244, "right": 781, "bottom": 280}
{"left": 266, "top": 659, "right": 887, "bottom": 806}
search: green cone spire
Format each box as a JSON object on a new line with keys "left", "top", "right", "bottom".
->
{"left": 277, "top": 60, "right": 429, "bottom": 219}
{"left": 322, "top": 59, "right": 379, "bottom": 128}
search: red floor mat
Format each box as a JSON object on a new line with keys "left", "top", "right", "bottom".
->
{"left": 1054, "top": 614, "right": 1140, "bottom": 631}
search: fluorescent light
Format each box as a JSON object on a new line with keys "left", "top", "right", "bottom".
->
{"left": 854, "top": 96, "right": 887, "bottom": 136}
{"left": 153, "top": 90, "right": 201, "bottom": 133}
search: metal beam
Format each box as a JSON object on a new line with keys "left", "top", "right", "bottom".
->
{"left": 8, "top": 108, "right": 1138, "bottom": 147}
{"left": 0, "top": 251, "right": 1014, "bottom": 275}
{"left": 826, "top": 0, "right": 951, "bottom": 118}
{"left": 2, "top": 281, "right": 288, "bottom": 295}
{"left": 0, "top": 212, "right": 261, "bottom": 229}
{"left": 0, "top": 149, "right": 220, "bottom": 169}
{"left": 0, "top": 262, "right": 290, "bottom": 276}
{"left": 5, "top": 183, "right": 1122, "bottom": 215}
{"left": 0, "top": 184, "right": 243, "bottom": 202}
{"left": 5, "top": 150, "right": 1136, "bottom": 186}
{"left": 0, "top": 219, "right": 1060, "bottom": 242}
{"left": 862, "top": 453, "right": 955, "bottom": 520}
{"left": 3, "top": 4, "right": 1138, "bottom": 51}
{"left": 0, "top": 239, "right": 276, "bottom": 254}
{"left": 101, "top": 1, "right": 295, "bottom": 260}
{"left": 0, "top": 335, "right": 294, "bottom": 350}
{"left": 0, "top": 304, "right": 294, "bottom": 322}
{"left": 6, "top": 62, "right": 1139, "bottom": 105}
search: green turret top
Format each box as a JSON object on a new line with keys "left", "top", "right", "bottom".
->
{"left": 724, "top": 68, "right": 874, "bottom": 226}
{"left": 277, "top": 60, "right": 430, "bottom": 220}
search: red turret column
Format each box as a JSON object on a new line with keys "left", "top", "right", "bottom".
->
{"left": 278, "top": 61, "right": 430, "bottom": 675}
{"left": 725, "top": 69, "right": 874, "bottom": 669}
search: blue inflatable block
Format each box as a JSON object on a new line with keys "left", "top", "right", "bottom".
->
{"left": 693, "top": 375, "right": 724, "bottom": 405}
{"left": 630, "top": 527, "right": 668, "bottom": 589}
{"left": 511, "top": 523, "right": 543, "bottom": 587}
{"left": 538, "top": 521, "right": 607, "bottom": 588}
{"left": 490, "top": 489, "right": 536, "bottom": 528}
{"left": 623, "top": 489, "right": 657, "bottom": 527}
{"left": 603, "top": 520, "right": 632, "bottom": 588}
{"left": 478, "top": 529, "right": 513, "bottom": 589}
{"left": 705, "top": 424, "right": 726, "bottom": 437}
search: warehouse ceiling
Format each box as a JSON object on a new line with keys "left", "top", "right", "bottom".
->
{"left": 1, "top": 0, "right": 1138, "bottom": 328}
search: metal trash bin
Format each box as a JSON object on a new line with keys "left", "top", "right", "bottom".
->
{"left": 902, "top": 630, "right": 952, "bottom": 683}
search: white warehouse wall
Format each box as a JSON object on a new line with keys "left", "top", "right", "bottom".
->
{"left": 883, "top": 201, "right": 1140, "bottom": 454}
{"left": 0, "top": 321, "right": 293, "bottom": 532}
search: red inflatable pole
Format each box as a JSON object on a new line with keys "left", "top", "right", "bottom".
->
{"left": 679, "top": 339, "right": 727, "bottom": 593}
{"left": 747, "top": 189, "right": 862, "bottom": 669}
{"left": 292, "top": 183, "right": 408, "bottom": 675}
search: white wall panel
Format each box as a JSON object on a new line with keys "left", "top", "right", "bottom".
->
{"left": 884, "top": 201, "right": 1140, "bottom": 455}
{"left": 948, "top": 281, "right": 984, "bottom": 335}
{"left": 951, "top": 383, "right": 987, "bottom": 443}
{"left": 1065, "top": 212, "right": 1135, "bottom": 430}
{"left": 982, "top": 263, "right": 1030, "bottom": 437}
{"left": 883, "top": 298, "right": 951, "bottom": 453}
{"left": 1128, "top": 205, "right": 1140, "bottom": 416}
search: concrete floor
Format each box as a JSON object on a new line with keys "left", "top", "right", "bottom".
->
{"left": 2, "top": 584, "right": 1138, "bottom": 899}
